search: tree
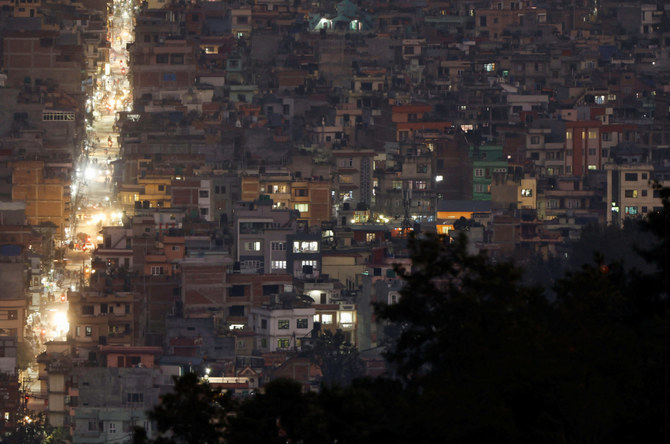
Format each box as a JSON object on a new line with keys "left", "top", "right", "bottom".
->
{"left": 133, "top": 372, "right": 232, "bottom": 444}
{"left": 3, "top": 412, "right": 52, "bottom": 444}
{"left": 307, "top": 329, "right": 364, "bottom": 387}
{"left": 225, "top": 378, "right": 328, "bottom": 444}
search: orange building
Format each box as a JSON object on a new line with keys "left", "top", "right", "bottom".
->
{"left": 10, "top": 160, "right": 71, "bottom": 239}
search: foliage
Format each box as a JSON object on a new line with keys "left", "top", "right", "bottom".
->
{"left": 3, "top": 412, "right": 51, "bottom": 444}
{"left": 16, "top": 342, "right": 35, "bottom": 371}
{"left": 306, "top": 329, "right": 365, "bottom": 387}
{"left": 133, "top": 372, "right": 233, "bottom": 444}
{"left": 138, "top": 188, "right": 670, "bottom": 443}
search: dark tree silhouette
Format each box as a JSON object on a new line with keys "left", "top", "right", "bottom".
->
{"left": 307, "top": 329, "right": 365, "bottom": 387}
{"left": 133, "top": 372, "right": 232, "bottom": 444}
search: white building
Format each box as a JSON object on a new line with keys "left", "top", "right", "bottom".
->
{"left": 249, "top": 306, "right": 315, "bottom": 352}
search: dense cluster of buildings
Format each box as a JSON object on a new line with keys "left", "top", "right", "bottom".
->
{"left": 1, "top": 0, "right": 670, "bottom": 441}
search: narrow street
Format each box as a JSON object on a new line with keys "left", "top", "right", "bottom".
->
{"left": 20, "top": 0, "right": 134, "bottom": 414}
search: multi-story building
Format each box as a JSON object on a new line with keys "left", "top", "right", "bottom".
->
{"left": 249, "top": 305, "right": 315, "bottom": 353}
{"left": 67, "top": 290, "right": 138, "bottom": 359}
{"left": 11, "top": 160, "right": 71, "bottom": 240}
{"left": 471, "top": 145, "right": 509, "bottom": 201}
{"left": 233, "top": 199, "right": 298, "bottom": 274}
{"left": 606, "top": 163, "right": 660, "bottom": 226}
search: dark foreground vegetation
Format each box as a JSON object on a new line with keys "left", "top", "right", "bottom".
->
{"left": 133, "top": 188, "right": 670, "bottom": 444}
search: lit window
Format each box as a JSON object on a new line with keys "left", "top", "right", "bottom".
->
{"left": 271, "top": 260, "right": 286, "bottom": 270}
{"left": 293, "top": 241, "right": 318, "bottom": 253}
{"left": 278, "top": 319, "right": 290, "bottom": 329}
{"left": 297, "top": 318, "right": 308, "bottom": 329}
{"left": 294, "top": 203, "right": 309, "bottom": 212}
{"left": 321, "top": 314, "right": 333, "bottom": 324}
{"left": 625, "top": 206, "right": 638, "bottom": 215}
{"left": 339, "top": 311, "right": 353, "bottom": 326}
{"left": 521, "top": 188, "right": 533, "bottom": 197}
{"left": 277, "top": 338, "right": 290, "bottom": 349}
{"left": 245, "top": 241, "right": 261, "bottom": 251}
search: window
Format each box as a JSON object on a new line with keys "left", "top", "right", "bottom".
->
{"left": 200, "top": 208, "right": 209, "bottom": 216}
{"left": 642, "top": 173, "right": 648, "bottom": 180}
{"left": 109, "top": 423, "right": 116, "bottom": 434}
{"left": 271, "top": 260, "right": 286, "bottom": 270}
{"left": 297, "top": 318, "right": 308, "bottom": 329}
{"left": 416, "top": 164, "right": 428, "bottom": 173}
{"left": 277, "top": 338, "right": 290, "bottom": 349}
{"left": 82, "top": 305, "right": 94, "bottom": 315}
{"left": 278, "top": 320, "right": 290, "bottom": 329}
{"left": 392, "top": 180, "right": 403, "bottom": 190}
{"left": 474, "top": 168, "right": 484, "bottom": 177}
{"left": 271, "top": 241, "right": 286, "bottom": 251}
{"left": 602, "top": 132, "right": 611, "bottom": 142}
{"left": 199, "top": 190, "right": 209, "bottom": 198}
{"left": 261, "top": 319, "right": 267, "bottom": 329}
{"left": 156, "top": 54, "right": 169, "bottom": 63}
{"left": 566, "top": 131, "right": 572, "bottom": 140}
{"left": 294, "top": 188, "right": 308, "bottom": 196}
{"left": 625, "top": 190, "right": 638, "bottom": 198}
{"left": 85, "top": 326, "right": 92, "bottom": 337}
{"left": 230, "top": 285, "right": 245, "bottom": 297}
{"left": 170, "top": 54, "right": 184, "bottom": 64}
{"left": 625, "top": 206, "right": 638, "bottom": 215}
{"left": 229, "top": 306, "right": 244, "bottom": 317}
{"left": 588, "top": 148, "right": 596, "bottom": 156}
{"left": 530, "top": 135, "right": 540, "bottom": 145}
{"left": 163, "top": 73, "right": 176, "bottom": 82}
{"left": 88, "top": 421, "right": 97, "bottom": 431}
{"left": 339, "top": 311, "right": 353, "bottom": 326}
{"left": 321, "top": 314, "right": 333, "bottom": 324}
{"left": 521, "top": 188, "right": 533, "bottom": 197}
{"left": 293, "top": 241, "right": 318, "bottom": 253}
{"left": 294, "top": 203, "right": 309, "bottom": 212}
{"left": 338, "top": 158, "right": 353, "bottom": 168}
{"left": 151, "top": 266, "right": 164, "bottom": 275}
{"left": 127, "top": 393, "right": 144, "bottom": 404}
{"left": 171, "top": 245, "right": 180, "bottom": 251}
{"left": 244, "top": 241, "right": 261, "bottom": 251}
{"left": 642, "top": 190, "right": 648, "bottom": 197}
{"left": 588, "top": 130, "right": 597, "bottom": 139}
{"left": 625, "top": 173, "right": 638, "bottom": 181}
{"left": 414, "top": 181, "right": 427, "bottom": 190}
{"left": 302, "top": 260, "right": 318, "bottom": 269}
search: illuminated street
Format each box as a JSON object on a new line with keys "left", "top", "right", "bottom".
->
{"left": 20, "top": 0, "right": 135, "bottom": 413}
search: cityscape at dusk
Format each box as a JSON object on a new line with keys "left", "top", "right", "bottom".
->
{"left": 2, "top": 0, "right": 670, "bottom": 442}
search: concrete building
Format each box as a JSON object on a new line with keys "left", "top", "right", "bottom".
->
{"left": 606, "top": 163, "right": 660, "bottom": 226}
{"left": 249, "top": 305, "right": 315, "bottom": 353}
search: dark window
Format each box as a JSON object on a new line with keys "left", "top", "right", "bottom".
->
{"left": 262, "top": 285, "right": 279, "bottom": 296}
{"left": 170, "top": 54, "right": 184, "bottom": 65}
{"left": 278, "top": 319, "right": 290, "bottom": 329}
{"left": 624, "top": 173, "right": 638, "bottom": 181}
{"left": 156, "top": 54, "right": 169, "bottom": 64}
{"left": 229, "top": 305, "right": 244, "bottom": 317}
{"left": 229, "top": 285, "right": 245, "bottom": 297}
{"left": 297, "top": 318, "right": 308, "bottom": 329}
{"left": 261, "top": 319, "right": 267, "bottom": 329}
{"left": 82, "top": 305, "right": 94, "bottom": 315}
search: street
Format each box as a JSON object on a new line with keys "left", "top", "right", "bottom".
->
{"left": 20, "top": 0, "right": 135, "bottom": 414}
